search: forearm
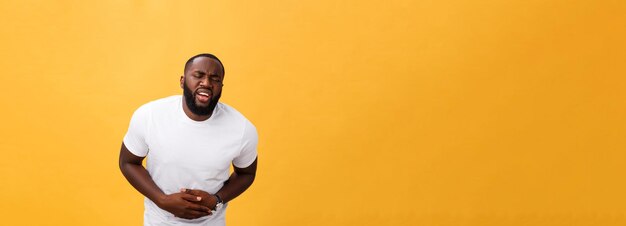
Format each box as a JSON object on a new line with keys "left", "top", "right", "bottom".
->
{"left": 120, "top": 162, "right": 166, "bottom": 205}
{"left": 215, "top": 171, "right": 255, "bottom": 203}
{"left": 214, "top": 158, "right": 258, "bottom": 203}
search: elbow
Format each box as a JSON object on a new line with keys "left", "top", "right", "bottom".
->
{"left": 118, "top": 159, "right": 126, "bottom": 174}
{"left": 245, "top": 172, "right": 256, "bottom": 185}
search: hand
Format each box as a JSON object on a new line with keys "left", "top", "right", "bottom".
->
{"left": 156, "top": 192, "right": 212, "bottom": 219}
{"left": 181, "top": 188, "right": 217, "bottom": 210}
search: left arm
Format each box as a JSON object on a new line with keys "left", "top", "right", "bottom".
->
{"left": 184, "top": 157, "right": 257, "bottom": 208}
{"left": 217, "top": 157, "right": 257, "bottom": 203}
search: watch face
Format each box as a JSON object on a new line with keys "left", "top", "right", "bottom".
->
{"left": 215, "top": 203, "right": 223, "bottom": 211}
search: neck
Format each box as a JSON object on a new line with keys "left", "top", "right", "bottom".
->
{"left": 182, "top": 96, "right": 212, "bottom": 121}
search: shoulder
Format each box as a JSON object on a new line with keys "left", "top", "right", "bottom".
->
{"left": 217, "top": 103, "right": 250, "bottom": 121}
{"left": 132, "top": 95, "right": 182, "bottom": 122}
{"left": 217, "top": 102, "right": 257, "bottom": 130}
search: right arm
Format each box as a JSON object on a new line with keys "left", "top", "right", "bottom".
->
{"left": 118, "top": 142, "right": 211, "bottom": 219}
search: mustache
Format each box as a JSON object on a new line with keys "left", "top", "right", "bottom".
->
{"left": 195, "top": 87, "right": 212, "bottom": 95}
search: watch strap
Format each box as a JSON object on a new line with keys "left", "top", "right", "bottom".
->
{"left": 214, "top": 194, "right": 223, "bottom": 204}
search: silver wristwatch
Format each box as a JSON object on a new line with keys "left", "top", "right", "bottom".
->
{"left": 213, "top": 194, "right": 224, "bottom": 212}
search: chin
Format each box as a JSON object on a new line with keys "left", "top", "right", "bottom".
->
{"left": 196, "top": 101, "right": 209, "bottom": 108}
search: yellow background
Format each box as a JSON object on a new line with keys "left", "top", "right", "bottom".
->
{"left": 1, "top": 0, "right": 625, "bottom": 225}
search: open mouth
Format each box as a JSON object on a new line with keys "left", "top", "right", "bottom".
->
{"left": 195, "top": 88, "right": 212, "bottom": 103}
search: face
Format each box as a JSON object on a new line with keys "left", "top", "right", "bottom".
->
{"left": 181, "top": 57, "right": 224, "bottom": 116}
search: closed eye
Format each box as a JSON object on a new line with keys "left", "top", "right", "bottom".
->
{"left": 194, "top": 71, "right": 206, "bottom": 78}
{"left": 210, "top": 75, "right": 222, "bottom": 82}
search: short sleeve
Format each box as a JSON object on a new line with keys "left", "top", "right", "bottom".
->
{"left": 123, "top": 104, "right": 151, "bottom": 157}
{"left": 233, "top": 120, "right": 258, "bottom": 168}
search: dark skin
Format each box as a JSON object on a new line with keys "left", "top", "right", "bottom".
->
{"left": 119, "top": 57, "right": 257, "bottom": 220}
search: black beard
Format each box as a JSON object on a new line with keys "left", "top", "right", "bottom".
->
{"left": 183, "top": 81, "right": 221, "bottom": 116}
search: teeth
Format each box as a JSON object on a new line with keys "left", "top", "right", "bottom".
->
{"left": 198, "top": 92, "right": 209, "bottom": 96}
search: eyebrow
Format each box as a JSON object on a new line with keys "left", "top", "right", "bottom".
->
{"left": 194, "top": 70, "right": 221, "bottom": 75}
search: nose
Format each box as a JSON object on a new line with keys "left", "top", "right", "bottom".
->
{"left": 199, "top": 76, "right": 210, "bottom": 87}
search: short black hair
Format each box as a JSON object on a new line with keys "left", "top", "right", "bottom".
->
{"left": 184, "top": 53, "right": 225, "bottom": 76}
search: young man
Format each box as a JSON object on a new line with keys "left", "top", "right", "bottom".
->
{"left": 119, "top": 53, "right": 258, "bottom": 225}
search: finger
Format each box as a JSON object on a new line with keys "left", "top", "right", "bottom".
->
{"left": 176, "top": 213, "right": 192, "bottom": 220}
{"left": 187, "top": 203, "right": 212, "bottom": 213}
{"left": 185, "top": 189, "right": 199, "bottom": 195}
{"left": 181, "top": 188, "right": 200, "bottom": 196}
{"left": 181, "top": 188, "right": 198, "bottom": 194}
{"left": 181, "top": 194, "right": 202, "bottom": 202}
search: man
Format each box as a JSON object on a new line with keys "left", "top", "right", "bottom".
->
{"left": 119, "top": 53, "right": 258, "bottom": 226}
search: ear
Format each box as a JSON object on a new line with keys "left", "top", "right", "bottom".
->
{"left": 180, "top": 75, "right": 184, "bottom": 89}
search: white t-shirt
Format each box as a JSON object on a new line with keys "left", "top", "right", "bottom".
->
{"left": 123, "top": 95, "right": 258, "bottom": 226}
